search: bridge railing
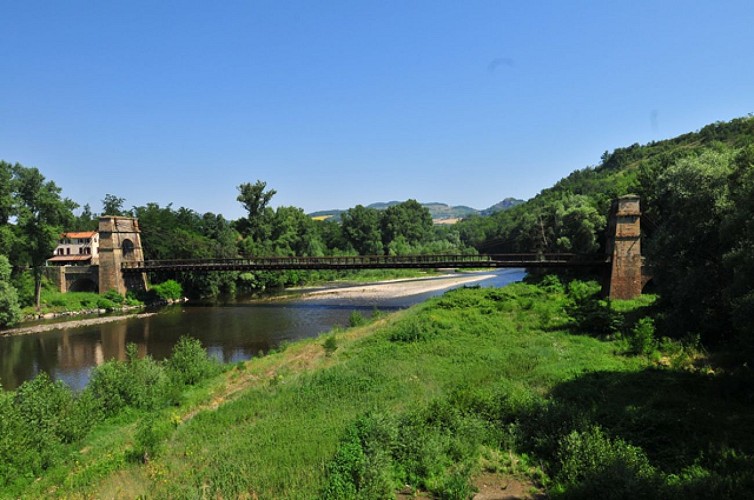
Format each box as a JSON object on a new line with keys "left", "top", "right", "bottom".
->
{"left": 121, "top": 253, "right": 609, "bottom": 272}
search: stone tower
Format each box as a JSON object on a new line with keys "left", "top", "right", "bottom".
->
{"left": 604, "top": 195, "right": 643, "bottom": 300}
{"left": 98, "top": 216, "right": 148, "bottom": 295}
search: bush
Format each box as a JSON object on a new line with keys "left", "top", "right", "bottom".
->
{"left": 627, "top": 317, "right": 656, "bottom": 355}
{"left": 150, "top": 280, "right": 183, "bottom": 301}
{"left": 133, "top": 414, "right": 175, "bottom": 463}
{"left": 166, "top": 336, "right": 218, "bottom": 386}
{"left": 555, "top": 426, "right": 660, "bottom": 499}
{"left": 322, "top": 335, "right": 338, "bottom": 356}
{"left": 102, "top": 289, "right": 125, "bottom": 304}
{"left": 566, "top": 281, "right": 621, "bottom": 336}
{"left": 389, "top": 316, "right": 435, "bottom": 342}
{"left": 88, "top": 344, "right": 170, "bottom": 415}
{"left": 96, "top": 297, "right": 117, "bottom": 311}
{"left": 348, "top": 310, "right": 366, "bottom": 327}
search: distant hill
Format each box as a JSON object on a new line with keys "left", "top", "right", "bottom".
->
{"left": 309, "top": 198, "right": 524, "bottom": 223}
{"left": 480, "top": 198, "right": 525, "bottom": 216}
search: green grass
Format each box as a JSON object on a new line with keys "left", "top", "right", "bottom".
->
{"left": 21, "top": 288, "right": 142, "bottom": 316}
{"left": 10, "top": 282, "right": 754, "bottom": 498}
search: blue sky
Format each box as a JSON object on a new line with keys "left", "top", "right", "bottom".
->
{"left": 2, "top": 1, "right": 753, "bottom": 218}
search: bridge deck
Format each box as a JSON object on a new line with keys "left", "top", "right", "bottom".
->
{"left": 121, "top": 254, "right": 609, "bottom": 273}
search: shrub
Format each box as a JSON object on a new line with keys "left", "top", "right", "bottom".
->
{"left": 87, "top": 360, "right": 131, "bottom": 416}
{"left": 96, "top": 297, "right": 117, "bottom": 311}
{"left": 150, "top": 280, "right": 183, "bottom": 301}
{"left": 389, "top": 316, "right": 435, "bottom": 342}
{"left": 166, "top": 336, "right": 218, "bottom": 385}
{"left": 88, "top": 344, "right": 170, "bottom": 414}
{"left": 103, "top": 289, "right": 125, "bottom": 304}
{"left": 627, "top": 317, "right": 656, "bottom": 355}
{"left": 555, "top": 426, "right": 660, "bottom": 499}
{"left": 566, "top": 281, "right": 621, "bottom": 336}
{"left": 323, "top": 335, "right": 338, "bottom": 356}
{"left": 133, "top": 414, "right": 175, "bottom": 463}
{"left": 348, "top": 310, "right": 366, "bottom": 327}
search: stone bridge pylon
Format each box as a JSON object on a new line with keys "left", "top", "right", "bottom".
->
{"left": 97, "top": 216, "right": 148, "bottom": 295}
{"left": 603, "top": 195, "right": 648, "bottom": 300}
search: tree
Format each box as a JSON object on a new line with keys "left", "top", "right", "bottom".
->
{"left": 646, "top": 149, "right": 735, "bottom": 341}
{"left": 0, "top": 255, "right": 21, "bottom": 327}
{"left": 380, "top": 200, "right": 433, "bottom": 253}
{"left": 236, "top": 181, "right": 276, "bottom": 245}
{"left": 341, "top": 205, "right": 383, "bottom": 255}
{"left": 72, "top": 204, "right": 98, "bottom": 231}
{"left": 102, "top": 194, "right": 126, "bottom": 216}
{"left": 12, "top": 165, "right": 76, "bottom": 309}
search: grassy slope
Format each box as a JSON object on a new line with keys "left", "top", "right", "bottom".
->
{"left": 18, "top": 283, "right": 754, "bottom": 498}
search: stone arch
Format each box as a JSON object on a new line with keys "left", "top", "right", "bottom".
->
{"left": 69, "top": 278, "right": 98, "bottom": 293}
{"left": 122, "top": 238, "right": 135, "bottom": 257}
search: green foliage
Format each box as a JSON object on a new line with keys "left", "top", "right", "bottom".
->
{"left": 322, "top": 335, "right": 338, "bottom": 356}
{"left": 102, "top": 289, "right": 125, "bottom": 304}
{"left": 0, "top": 256, "right": 21, "bottom": 327}
{"left": 150, "top": 279, "right": 183, "bottom": 301}
{"left": 9, "top": 164, "right": 77, "bottom": 308}
{"left": 133, "top": 414, "right": 175, "bottom": 463}
{"left": 565, "top": 281, "right": 620, "bottom": 336}
{"left": 388, "top": 315, "right": 436, "bottom": 342}
{"left": 166, "top": 336, "right": 218, "bottom": 386}
{"left": 627, "top": 317, "right": 656, "bottom": 355}
{"left": 348, "top": 310, "right": 366, "bottom": 327}
{"left": 555, "top": 426, "right": 659, "bottom": 498}
{"left": 0, "top": 373, "right": 100, "bottom": 487}
{"left": 88, "top": 344, "right": 171, "bottom": 415}
{"left": 341, "top": 204, "right": 383, "bottom": 255}
{"left": 101, "top": 193, "right": 126, "bottom": 216}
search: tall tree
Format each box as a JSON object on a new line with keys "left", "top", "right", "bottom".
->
{"left": 12, "top": 165, "right": 76, "bottom": 309}
{"left": 0, "top": 255, "right": 21, "bottom": 327}
{"left": 102, "top": 194, "right": 126, "bottom": 216}
{"left": 0, "top": 162, "right": 15, "bottom": 257}
{"left": 380, "top": 199, "right": 433, "bottom": 252}
{"left": 236, "top": 181, "right": 276, "bottom": 252}
{"left": 341, "top": 205, "right": 383, "bottom": 255}
{"left": 72, "top": 203, "right": 98, "bottom": 231}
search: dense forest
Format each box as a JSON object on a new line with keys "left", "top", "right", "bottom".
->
{"left": 457, "top": 115, "right": 754, "bottom": 351}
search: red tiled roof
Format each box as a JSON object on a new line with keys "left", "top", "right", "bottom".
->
{"left": 47, "top": 255, "right": 92, "bottom": 262}
{"left": 62, "top": 231, "right": 97, "bottom": 239}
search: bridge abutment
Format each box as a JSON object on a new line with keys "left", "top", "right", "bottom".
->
{"left": 604, "top": 195, "right": 643, "bottom": 300}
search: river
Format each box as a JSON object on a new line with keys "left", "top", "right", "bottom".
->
{"left": 0, "top": 269, "right": 525, "bottom": 391}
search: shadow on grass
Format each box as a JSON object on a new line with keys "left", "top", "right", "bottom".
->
{"left": 547, "top": 368, "right": 754, "bottom": 471}
{"left": 510, "top": 365, "right": 754, "bottom": 498}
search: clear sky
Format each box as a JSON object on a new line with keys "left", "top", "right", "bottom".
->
{"left": 2, "top": 1, "right": 753, "bottom": 218}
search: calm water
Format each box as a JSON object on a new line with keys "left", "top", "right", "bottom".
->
{"left": 0, "top": 269, "right": 525, "bottom": 391}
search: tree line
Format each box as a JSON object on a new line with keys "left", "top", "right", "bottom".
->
{"left": 456, "top": 115, "right": 754, "bottom": 351}
{"left": 0, "top": 170, "right": 471, "bottom": 325}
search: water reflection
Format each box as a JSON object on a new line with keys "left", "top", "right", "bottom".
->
{"left": 0, "top": 269, "right": 525, "bottom": 391}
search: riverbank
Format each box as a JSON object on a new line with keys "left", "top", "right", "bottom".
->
{"left": 295, "top": 271, "right": 496, "bottom": 301}
{"left": 1, "top": 273, "right": 493, "bottom": 337}
{"left": 10, "top": 280, "right": 751, "bottom": 498}
{"left": 0, "top": 312, "right": 159, "bottom": 337}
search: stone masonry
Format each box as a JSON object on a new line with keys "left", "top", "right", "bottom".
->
{"left": 604, "top": 195, "right": 643, "bottom": 300}
{"left": 97, "top": 216, "right": 148, "bottom": 295}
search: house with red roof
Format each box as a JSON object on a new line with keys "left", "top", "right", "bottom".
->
{"left": 47, "top": 231, "right": 100, "bottom": 266}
